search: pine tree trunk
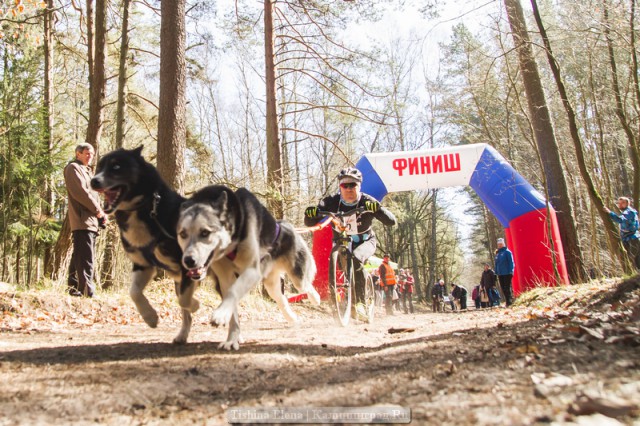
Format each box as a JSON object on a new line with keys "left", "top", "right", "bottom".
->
{"left": 427, "top": 189, "right": 438, "bottom": 301}
{"left": 115, "top": 0, "right": 130, "bottom": 150}
{"left": 43, "top": 0, "right": 55, "bottom": 277}
{"left": 603, "top": 1, "right": 640, "bottom": 204}
{"left": 52, "top": 215, "right": 73, "bottom": 283}
{"left": 264, "top": 0, "right": 284, "bottom": 218}
{"left": 101, "top": 0, "right": 132, "bottom": 289}
{"left": 86, "top": 0, "right": 106, "bottom": 150}
{"left": 157, "top": 0, "right": 186, "bottom": 191}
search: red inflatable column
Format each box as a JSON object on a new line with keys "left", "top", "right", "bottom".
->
{"left": 311, "top": 226, "right": 333, "bottom": 300}
{"left": 508, "top": 207, "right": 569, "bottom": 294}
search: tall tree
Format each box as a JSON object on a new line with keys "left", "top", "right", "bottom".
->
{"left": 529, "top": 0, "right": 633, "bottom": 273}
{"left": 52, "top": 0, "right": 109, "bottom": 280}
{"left": 157, "top": 0, "right": 186, "bottom": 191}
{"left": 85, "top": 0, "right": 107, "bottom": 151}
{"left": 42, "top": 0, "right": 55, "bottom": 276}
{"left": 503, "top": 0, "right": 586, "bottom": 282}
{"left": 264, "top": 0, "right": 284, "bottom": 217}
{"left": 603, "top": 1, "right": 640, "bottom": 205}
{"left": 101, "top": 0, "right": 132, "bottom": 289}
{"left": 115, "top": 0, "right": 131, "bottom": 150}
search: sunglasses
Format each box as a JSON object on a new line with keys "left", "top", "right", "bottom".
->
{"left": 340, "top": 182, "right": 358, "bottom": 189}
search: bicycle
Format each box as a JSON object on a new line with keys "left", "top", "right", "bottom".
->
{"left": 317, "top": 208, "right": 375, "bottom": 326}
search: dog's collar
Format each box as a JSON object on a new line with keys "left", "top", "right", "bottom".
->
{"left": 225, "top": 243, "right": 239, "bottom": 261}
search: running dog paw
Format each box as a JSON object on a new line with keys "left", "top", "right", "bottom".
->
{"left": 172, "top": 333, "right": 188, "bottom": 345}
{"left": 283, "top": 310, "right": 299, "bottom": 325}
{"left": 218, "top": 338, "right": 240, "bottom": 351}
{"left": 140, "top": 308, "right": 159, "bottom": 328}
{"left": 210, "top": 304, "right": 234, "bottom": 327}
{"left": 307, "top": 288, "right": 321, "bottom": 305}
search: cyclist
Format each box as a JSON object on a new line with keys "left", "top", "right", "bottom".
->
{"left": 304, "top": 167, "right": 397, "bottom": 315}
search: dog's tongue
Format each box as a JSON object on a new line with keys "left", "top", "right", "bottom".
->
{"left": 104, "top": 189, "right": 119, "bottom": 204}
{"left": 187, "top": 267, "right": 206, "bottom": 279}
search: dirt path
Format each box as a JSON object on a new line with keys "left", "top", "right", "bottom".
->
{"left": 0, "top": 280, "right": 639, "bottom": 425}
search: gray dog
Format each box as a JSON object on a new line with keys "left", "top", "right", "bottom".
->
{"left": 177, "top": 185, "right": 320, "bottom": 350}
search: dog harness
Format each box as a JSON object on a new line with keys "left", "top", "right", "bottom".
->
{"left": 225, "top": 222, "right": 282, "bottom": 261}
{"left": 150, "top": 192, "right": 176, "bottom": 240}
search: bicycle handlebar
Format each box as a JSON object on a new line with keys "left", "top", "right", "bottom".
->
{"left": 296, "top": 207, "right": 371, "bottom": 234}
{"left": 316, "top": 207, "right": 372, "bottom": 234}
{"left": 316, "top": 207, "right": 369, "bottom": 219}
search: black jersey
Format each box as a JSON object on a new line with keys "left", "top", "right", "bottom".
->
{"left": 304, "top": 192, "right": 396, "bottom": 239}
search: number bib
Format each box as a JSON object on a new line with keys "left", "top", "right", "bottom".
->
{"left": 344, "top": 213, "right": 358, "bottom": 235}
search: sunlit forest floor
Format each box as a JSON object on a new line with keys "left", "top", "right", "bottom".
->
{"left": 0, "top": 276, "right": 638, "bottom": 425}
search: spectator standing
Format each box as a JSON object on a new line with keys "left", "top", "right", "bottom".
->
{"left": 446, "top": 283, "right": 456, "bottom": 311}
{"left": 431, "top": 279, "right": 445, "bottom": 312}
{"left": 64, "top": 143, "right": 107, "bottom": 297}
{"left": 458, "top": 285, "right": 468, "bottom": 310}
{"left": 480, "top": 262, "right": 498, "bottom": 308}
{"left": 472, "top": 284, "right": 481, "bottom": 309}
{"left": 397, "top": 269, "right": 407, "bottom": 312}
{"left": 404, "top": 269, "right": 415, "bottom": 314}
{"left": 495, "top": 238, "right": 515, "bottom": 307}
{"left": 480, "top": 286, "right": 490, "bottom": 307}
{"left": 451, "top": 283, "right": 467, "bottom": 310}
{"left": 371, "top": 268, "right": 383, "bottom": 307}
{"left": 393, "top": 279, "right": 401, "bottom": 312}
{"left": 378, "top": 254, "right": 397, "bottom": 315}
{"left": 451, "top": 283, "right": 461, "bottom": 310}
{"left": 605, "top": 197, "right": 640, "bottom": 269}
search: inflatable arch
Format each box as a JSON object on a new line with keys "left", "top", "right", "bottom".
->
{"left": 310, "top": 143, "right": 569, "bottom": 299}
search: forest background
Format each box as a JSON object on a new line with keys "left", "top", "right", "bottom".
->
{"left": 0, "top": 0, "right": 637, "bottom": 301}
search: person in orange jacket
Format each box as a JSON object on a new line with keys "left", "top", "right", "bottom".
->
{"left": 378, "top": 254, "right": 397, "bottom": 315}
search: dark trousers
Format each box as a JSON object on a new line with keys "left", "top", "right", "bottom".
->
{"left": 402, "top": 292, "right": 414, "bottom": 313}
{"left": 623, "top": 238, "right": 640, "bottom": 269}
{"left": 383, "top": 285, "right": 396, "bottom": 314}
{"left": 67, "top": 230, "right": 97, "bottom": 297}
{"left": 352, "top": 239, "right": 376, "bottom": 304}
{"left": 498, "top": 274, "right": 513, "bottom": 307}
{"left": 352, "top": 258, "right": 367, "bottom": 305}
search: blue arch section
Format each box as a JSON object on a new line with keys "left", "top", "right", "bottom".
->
{"left": 356, "top": 156, "right": 388, "bottom": 201}
{"left": 469, "top": 145, "right": 546, "bottom": 227}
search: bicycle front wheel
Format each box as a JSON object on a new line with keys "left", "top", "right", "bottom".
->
{"left": 329, "top": 247, "right": 352, "bottom": 326}
{"left": 363, "top": 271, "right": 375, "bottom": 324}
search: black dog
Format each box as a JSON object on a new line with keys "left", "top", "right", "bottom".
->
{"left": 90, "top": 146, "right": 199, "bottom": 343}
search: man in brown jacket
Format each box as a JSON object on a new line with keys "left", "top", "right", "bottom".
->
{"left": 64, "top": 143, "right": 106, "bottom": 297}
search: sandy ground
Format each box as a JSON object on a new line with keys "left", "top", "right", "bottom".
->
{"left": 0, "top": 279, "right": 639, "bottom": 425}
